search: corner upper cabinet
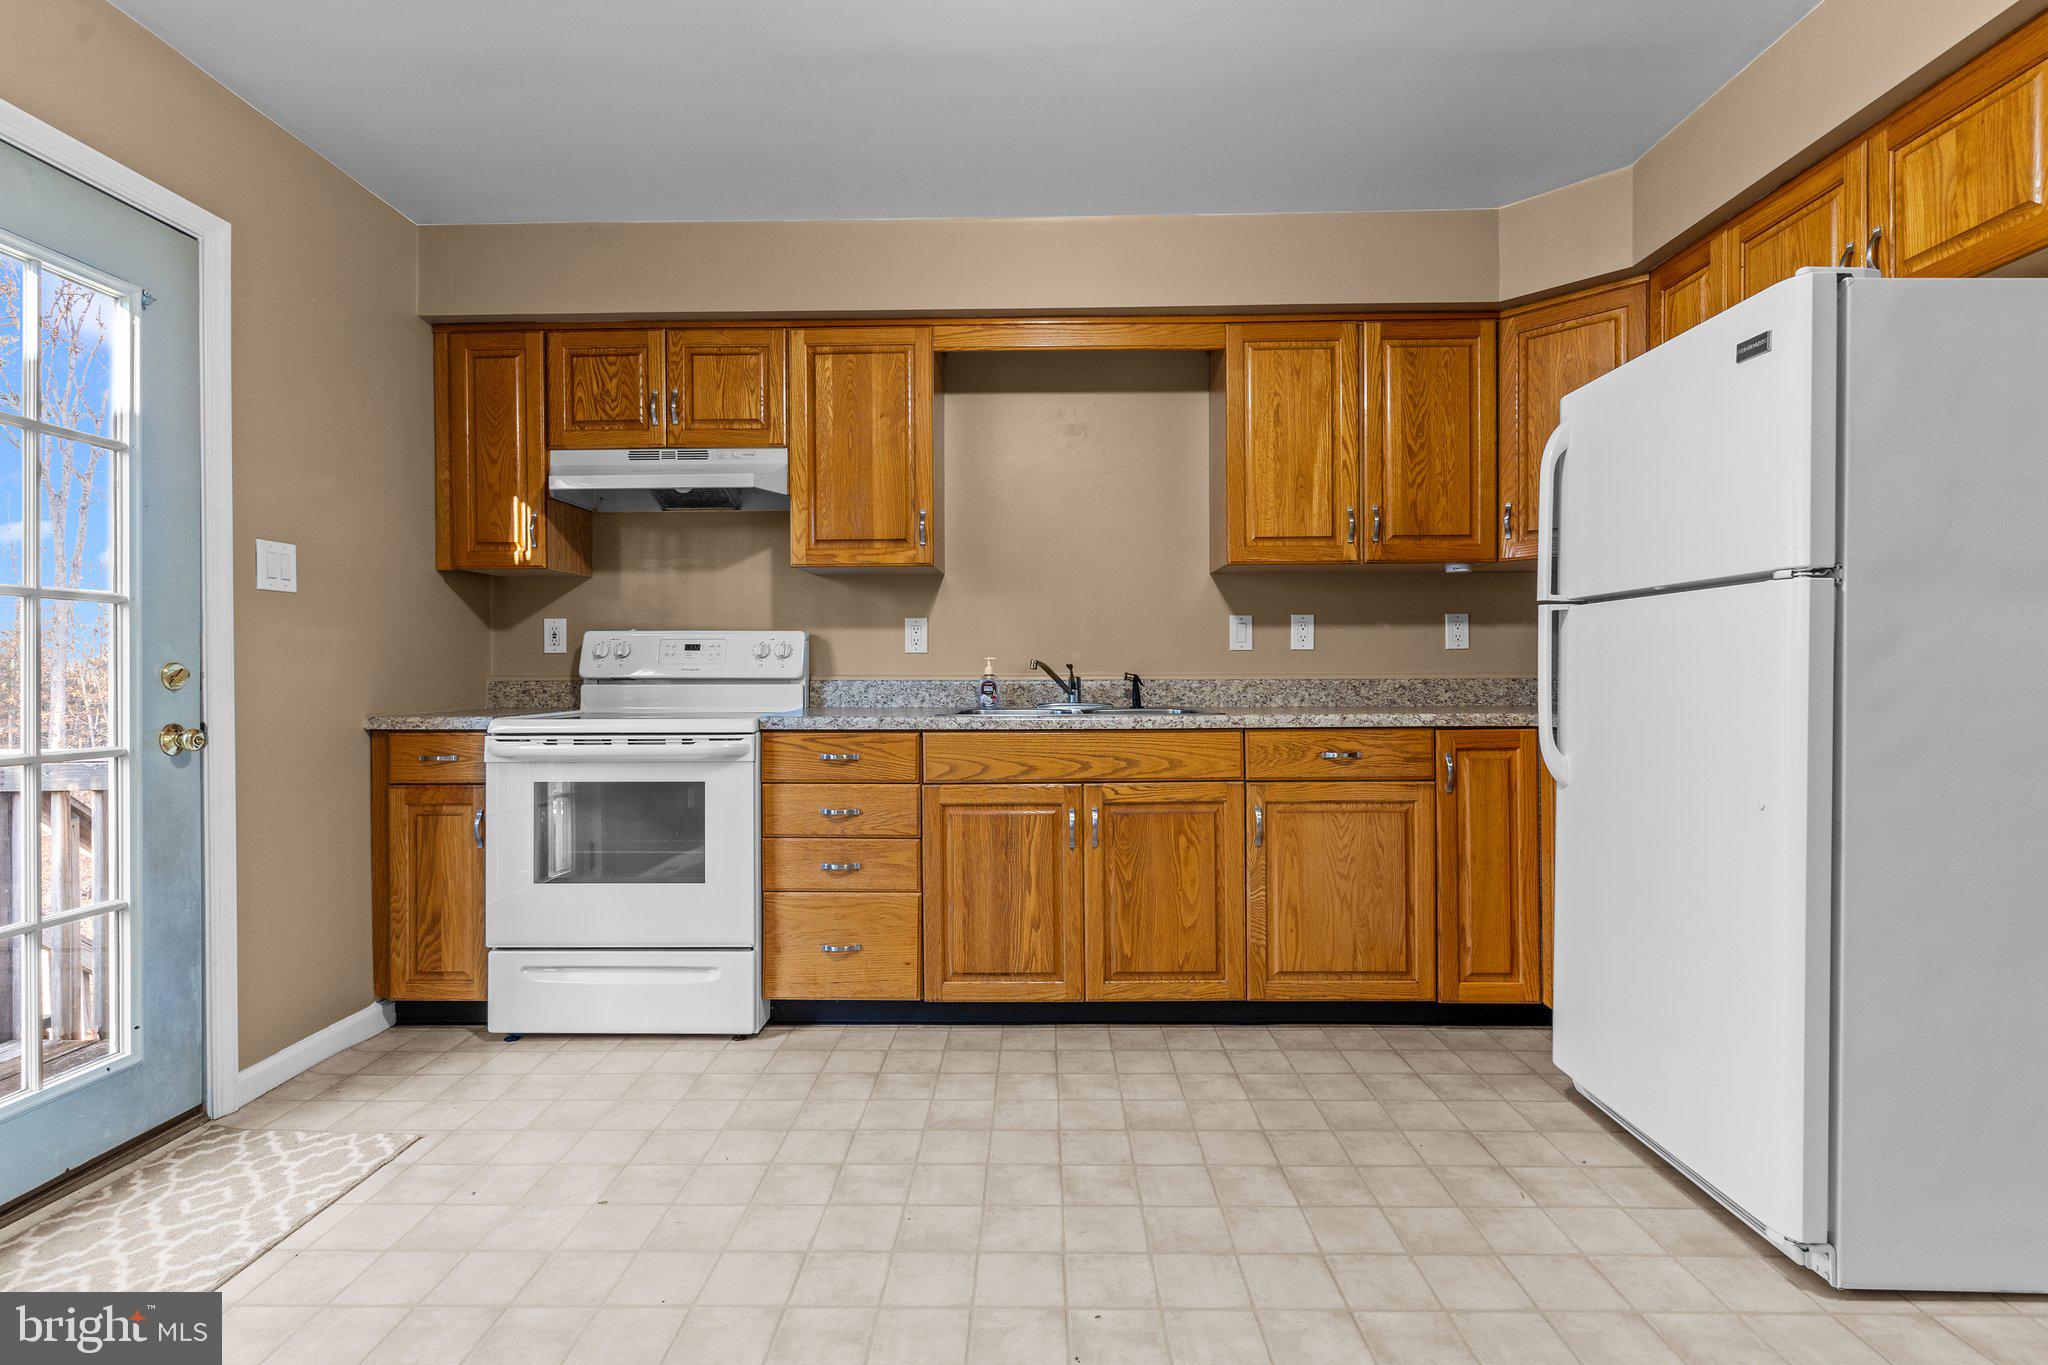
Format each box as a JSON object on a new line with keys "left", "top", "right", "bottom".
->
{"left": 1722, "top": 143, "right": 1869, "bottom": 305}
{"left": 1210, "top": 322, "right": 1361, "bottom": 567}
{"left": 789, "top": 326, "right": 939, "bottom": 570}
{"left": 1436, "top": 729, "right": 1543, "bottom": 1004}
{"left": 1497, "top": 282, "right": 1647, "bottom": 559}
{"left": 1648, "top": 237, "right": 1723, "bottom": 347}
{"left": 546, "top": 328, "right": 665, "bottom": 448}
{"left": 666, "top": 328, "right": 786, "bottom": 445}
{"left": 1363, "top": 318, "right": 1497, "bottom": 563}
{"left": 435, "top": 329, "right": 591, "bottom": 576}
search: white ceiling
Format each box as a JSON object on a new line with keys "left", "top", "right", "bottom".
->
{"left": 112, "top": 0, "right": 1823, "bottom": 225}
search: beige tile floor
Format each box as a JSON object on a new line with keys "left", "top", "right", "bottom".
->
{"left": 208, "top": 1023, "right": 2048, "bottom": 1364}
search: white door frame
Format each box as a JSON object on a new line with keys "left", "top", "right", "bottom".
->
{"left": 0, "top": 99, "right": 240, "bottom": 1117}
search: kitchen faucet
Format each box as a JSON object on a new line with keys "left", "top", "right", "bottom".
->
{"left": 1029, "top": 660, "right": 1082, "bottom": 705}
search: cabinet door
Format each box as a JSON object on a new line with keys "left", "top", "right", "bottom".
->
{"left": 1247, "top": 781, "right": 1435, "bottom": 1000}
{"left": 789, "top": 327, "right": 936, "bottom": 568}
{"left": 1870, "top": 19, "right": 2048, "bottom": 278}
{"left": 1363, "top": 318, "right": 1497, "bottom": 563}
{"left": 1497, "top": 282, "right": 1646, "bottom": 560}
{"left": 385, "top": 784, "right": 485, "bottom": 1001}
{"left": 665, "top": 328, "right": 786, "bottom": 445}
{"left": 547, "top": 328, "right": 665, "bottom": 448}
{"left": 1083, "top": 783, "right": 1245, "bottom": 1001}
{"left": 1648, "top": 237, "right": 1723, "bottom": 347}
{"left": 438, "top": 330, "right": 541, "bottom": 571}
{"left": 1436, "top": 730, "right": 1542, "bottom": 1003}
{"left": 1724, "top": 145, "right": 1868, "bottom": 305}
{"left": 1213, "top": 322, "right": 1361, "bottom": 566}
{"left": 923, "top": 784, "right": 1082, "bottom": 1000}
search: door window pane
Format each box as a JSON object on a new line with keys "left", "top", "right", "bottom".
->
{"left": 41, "top": 912, "right": 115, "bottom": 1084}
{"left": 0, "top": 767, "right": 20, "bottom": 928}
{"left": 0, "top": 935, "right": 22, "bottom": 1098}
{"left": 0, "top": 252, "right": 20, "bottom": 417}
{"left": 38, "top": 274, "right": 116, "bottom": 440}
{"left": 41, "top": 760, "right": 112, "bottom": 915}
{"left": 532, "top": 781, "right": 706, "bottom": 884}
{"left": 39, "top": 600, "right": 111, "bottom": 751}
{"left": 39, "top": 437, "right": 114, "bottom": 592}
{"left": 0, "top": 427, "right": 23, "bottom": 587}
{"left": 0, "top": 598, "right": 18, "bottom": 755}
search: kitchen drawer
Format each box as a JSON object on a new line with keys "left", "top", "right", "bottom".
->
{"left": 922, "top": 731, "right": 1243, "bottom": 782}
{"left": 1244, "top": 728, "right": 1434, "bottom": 780}
{"left": 764, "top": 893, "right": 921, "bottom": 999}
{"left": 384, "top": 731, "right": 485, "bottom": 784}
{"left": 764, "top": 838, "right": 921, "bottom": 892}
{"left": 764, "top": 784, "right": 921, "bottom": 839}
{"left": 762, "top": 731, "right": 922, "bottom": 782}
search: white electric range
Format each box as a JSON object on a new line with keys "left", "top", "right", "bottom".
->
{"left": 482, "top": 630, "right": 807, "bottom": 1035}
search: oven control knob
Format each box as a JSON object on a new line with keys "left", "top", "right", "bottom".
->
{"left": 752, "top": 642, "right": 771, "bottom": 659}
{"left": 616, "top": 643, "right": 632, "bottom": 659}
{"left": 773, "top": 641, "right": 793, "bottom": 659}
{"left": 592, "top": 642, "right": 611, "bottom": 659}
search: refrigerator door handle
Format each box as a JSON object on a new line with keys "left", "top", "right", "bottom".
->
{"left": 1536, "top": 422, "right": 1570, "bottom": 600}
{"left": 1537, "top": 602, "right": 1571, "bottom": 787}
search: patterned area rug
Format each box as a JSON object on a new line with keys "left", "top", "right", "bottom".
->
{"left": 0, "top": 1126, "right": 416, "bottom": 1291}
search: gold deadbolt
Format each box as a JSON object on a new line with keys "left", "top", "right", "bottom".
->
{"left": 158, "top": 722, "right": 207, "bottom": 757}
{"left": 159, "top": 661, "right": 191, "bottom": 691}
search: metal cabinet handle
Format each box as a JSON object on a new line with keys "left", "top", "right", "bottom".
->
{"left": 820, "top": 861, "right": 862, "bottom": 872}
{"left": 418, "top": 753, "right": 461, "bottom": 763}
{"left": 1068, "top": 808, "right": 1076, "bottom": 850}
{"left": 820, "top": 944, "right": 863, "bottom": 955}
{"left": 1319, "top": 750, "right": 1360, "bottom": 761}
{"left": 1370, "top": 505, "right": 1382, "bottom": 543}
{"left": 1864, "top": 226, "right": 1883, "bottom": 272}
{"left": 1444, "top": 753, "right": 1456, "bottom": 792}
{"left": 668, "top": 387, "right": 680, "bottom": 425}
{"left": 1346, "top": 506, "right": 1356, "bottom": 543}
{"left": 1838, "top": 240, "right": 1856, "bottom": 268}
{"left": 1253, "top": 805, "right": 1264, "bottom": 847}
{"left": 472, "top": 808, "right": 485, "bottom": 849}
{"left": 819, "top": 807, "right": 863, "bottom": 817}
{"left": 1502, "top": 502, "right": 1513, "bottom": 539}
{"left": 527, "top": 509, "right": 538, "bottom": 554}
{"left": 918, "top": 509, "right": 928, "bottom": 547}
{"left": 647, "top": 392, "right": 660, "bottom": 426}
{"left": 818, "top": 753, "right": 861, "bottom": 763}
{"left": 1090, "top": 806, "right": 1100, "bottom": 848}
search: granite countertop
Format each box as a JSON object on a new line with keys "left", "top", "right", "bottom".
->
{"left": 365, "top": 708, "right": 545, "bottom": 732}
{"left": 758, "top": 706, "right": 1533, "bottom": 730}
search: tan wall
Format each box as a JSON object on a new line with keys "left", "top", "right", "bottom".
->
{"left": 490, "top": 353, "right": 1536, "bottom": 682}
{"left": 2, "top": 0, "right": 490, "bottom": 1066}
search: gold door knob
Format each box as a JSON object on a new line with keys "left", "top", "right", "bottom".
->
{"left": 158, "top": 722, "right": 207, "bottom": 756}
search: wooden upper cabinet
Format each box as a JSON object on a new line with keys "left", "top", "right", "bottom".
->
{"left": 435, "top": 329, "right": 591, "bottom": 576}
{"left": 1084, "top": 783, "right": 1245, "bottom": 1002}
{"left": 1436, "top": 729, "right": 1542, "bottom": 1004}
{"left": 1723, "top": 144, "right": 1869, "bottom": 305}
{"left": 547, "top": 328, "right": 665, "bottom": 448}
{"left": 1648, "top": 237, "right": 1724, "bottom": 347}
{"left": 1211, "top": 322, "right": 1361, "bottom": 567}
{"left": 922, "top": 784, "right": 1082, "bottom": 1001}
{"left": 1497, "top": 282, "right": 1647, "bottom": 559}
{"left": 789, "top": 326, "right": 938, "bottom": 570}
{"left": 1870, "top": 14, "right": 2048, "bottom": 278}
{"left": 383, "top": 782, "right": 486, "bottom": 1002}
{"left": 1363, "top": 318, "right": 1497, "bottom": 564}
{"left": 666, "top": 328, "right": 786, "bottom": 445}
{"left": 1247, "top": 781, "right": 1435, "bottom": 1001}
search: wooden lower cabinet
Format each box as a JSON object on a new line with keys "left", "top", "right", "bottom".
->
{"left": 1246, "top": 781, "right": 1436, "bottom": 1000}
{"left": 1085, "top": 783, "right": 1246, "bottom": 1001}
{"left": 922, "top": 784, "right": 1084, "bottom": 1001}
{"left": 1436, "top": 730, "right": 1543, "bottom": 1003}
{"left": 764, "top": 893, "right": 920, "bottom": 999}
{"left": 372, "top": 736, "right": 486, "bottom": 1003}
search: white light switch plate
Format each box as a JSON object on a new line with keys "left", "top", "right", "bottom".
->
{"left": 255, "top": 539, "right": 297, "bottom": 593}
{"left": 1445, "top": 612, "right": 1470, "bottom": 650}
{"left": 1290, "top": 614, "right": 1315, "bottom": 650}
{"left": 904, "top": 617, "right": 928, "bottom": 654}
{"left": 1228, "top": 614, "right": 1253, "bottom": 651}
{"left": 543, "top": 618, "right": 568, "bottom": 654}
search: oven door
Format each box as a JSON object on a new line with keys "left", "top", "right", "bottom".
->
{"left": 484, "top": 732, "right": 758, "bottom": 948}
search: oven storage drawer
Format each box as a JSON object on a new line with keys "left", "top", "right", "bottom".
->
{"left": 764, "top": 894, "right": 921, "bottom": 999}
{"left": 762, "top": 732, "right": 922, "bottom": 782}
{"left": 764, "top": 784, "right": 921, "bottom": 838}
{"left": 764, "top": 838, "right": 920, "bottom": 891}
{"left": 487, "top": 949, "right": 765, "bottom": 1034}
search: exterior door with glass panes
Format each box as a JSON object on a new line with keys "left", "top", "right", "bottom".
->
{"left": 0, "top": 139, "right": 204, "bottom": 1204}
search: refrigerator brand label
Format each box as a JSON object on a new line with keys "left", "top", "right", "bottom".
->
{"left": 1736, "top": 331, "right": 1772, "bottom": 363}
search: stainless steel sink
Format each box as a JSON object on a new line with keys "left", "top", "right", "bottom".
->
{"left": 947, "top": 705, "right": 1211, "bottom": 717}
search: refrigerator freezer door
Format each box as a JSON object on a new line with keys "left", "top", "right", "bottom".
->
{"left": 1545, "top": 272, "right": 1838, "bottom": 602}
{"left": 1550, "top": 577, "right": 1834, "bottom": 1247}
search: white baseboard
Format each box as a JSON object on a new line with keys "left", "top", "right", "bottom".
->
{"left": 224, "top": 1001, "right": 395, "bottom": 1115}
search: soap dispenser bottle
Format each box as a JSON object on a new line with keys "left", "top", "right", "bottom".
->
{"left": 977, "top": 658, "right": 1001, "bottom": 712}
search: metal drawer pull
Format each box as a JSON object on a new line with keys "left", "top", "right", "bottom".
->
{"left": 417, "top": 753, "right": 462, "bottom": 763}
{"left": 1254, "top": 805, "right": 1264, "bottom": 847}
{"left": 818, "top": 752, "right": 861, "bottom": 763}
{"left": 820, "top": 943, "right": 863, "bottom": 955}
{"left": 819, "top": 807, "right": 863, "bottom": 817}
{"left": 1319, "top": 750, "right": 1361, "bottom": 761}
{"left": 820, "top": 861, "right": 863, "bottom": 872}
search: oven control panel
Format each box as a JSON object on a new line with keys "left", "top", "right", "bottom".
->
{"left": 579, "top": 631, "right": 807, "bottom": 680}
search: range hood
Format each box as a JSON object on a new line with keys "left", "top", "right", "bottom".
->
{"left": 547, "top": 448, "right": 789, "bottom": 513}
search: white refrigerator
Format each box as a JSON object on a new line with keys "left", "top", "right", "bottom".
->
{"left": 1540, "top": 267, "right": 2048, "bottom": 1292}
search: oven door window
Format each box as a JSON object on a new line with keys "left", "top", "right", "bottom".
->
{"left": 532, "top": 780, "right": 708, "bottom": 884}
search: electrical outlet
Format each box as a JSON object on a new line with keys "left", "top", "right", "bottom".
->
{"left": 1445, "top": 612, "right": 1470, "bottom": 650}
{"left": 904, "top": 617, "right": 928, "bottom": 654}
{"left": 254, "top": 539, "right": 297, "bottom": 593}
{"left": 1228, "top": 614, "right": 1253, "bottom": 651}
{"left": 1290, "top": 614, "right": 1315, "bottom": 650}
{"left": 543, "top": 618, "right": 568, "bottom": 654}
